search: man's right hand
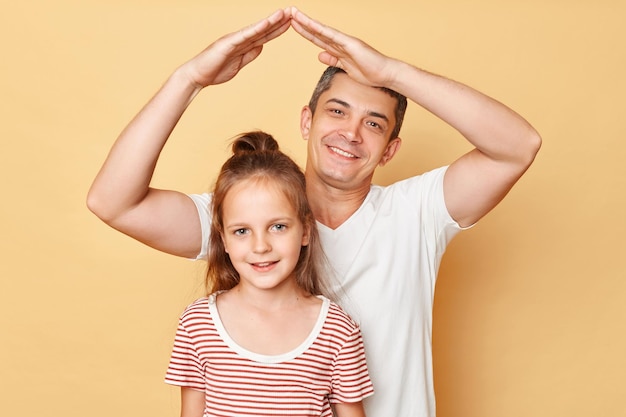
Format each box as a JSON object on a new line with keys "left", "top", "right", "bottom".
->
{"left": 87, "top": 8, "right": 292, "bottom": 259}
{"left": 181, "top": 8, "right": 292, "bottom": 88}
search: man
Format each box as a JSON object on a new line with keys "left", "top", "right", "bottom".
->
{"left": 88, "top": 7, "right": 541, "bottom": 416}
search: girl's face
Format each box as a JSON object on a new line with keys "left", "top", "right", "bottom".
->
{"left": 221, "top": 178, "right": 309, "bottom": 293}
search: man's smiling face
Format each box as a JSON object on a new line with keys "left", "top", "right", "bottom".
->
{"left": 301, "top": 73, "right": 401, "bottom": 191}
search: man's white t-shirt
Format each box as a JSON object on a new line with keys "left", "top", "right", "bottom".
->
{"left": 189, "top": 166, "right": 464, "bottom": 417}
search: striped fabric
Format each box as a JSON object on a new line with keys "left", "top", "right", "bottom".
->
{"left": 165, "top": 296, "right": 373, "bottom": 416}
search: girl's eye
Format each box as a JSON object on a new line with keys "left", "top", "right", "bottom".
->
{"left": 234, "top": 228, "right": 248, "bottom": 236}
{"left": 271, "top": 224, "right": 287, "bottom": 232}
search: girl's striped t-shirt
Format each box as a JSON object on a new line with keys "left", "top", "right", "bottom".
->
{"left": 165, "top": 294, "right": 373, "bottom": 416}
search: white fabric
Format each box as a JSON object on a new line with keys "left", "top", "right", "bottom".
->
{"left": 188, "top": 165, "right": 465, "bottom": 417}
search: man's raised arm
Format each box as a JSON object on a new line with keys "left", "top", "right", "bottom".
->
{"left": 87, "top": 9, "right": 292, "bottom": 258}
{"left": 290, "top": 7, "right": 541, "bottom": 228}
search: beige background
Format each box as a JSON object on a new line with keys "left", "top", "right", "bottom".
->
{"left": 1, "top": 0, "right": 624, "bottom": 416}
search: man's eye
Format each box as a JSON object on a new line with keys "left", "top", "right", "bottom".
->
{"left": 367, "top": 121, "right": 382, "bottom": 130}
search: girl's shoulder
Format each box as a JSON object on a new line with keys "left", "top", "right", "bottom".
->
{"left": 179, "top": 296, "right": 212, "bottom": 320}
{"left": 324, "top": 299, "right": 361, "bottom": 334}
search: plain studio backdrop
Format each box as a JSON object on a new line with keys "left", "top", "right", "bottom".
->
{"left": 1, "top": 1, "right": 624, "bottom": 416}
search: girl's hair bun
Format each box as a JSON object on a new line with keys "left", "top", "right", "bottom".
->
{"left": 231, "top": 131, "right": 280, "bottom": 154}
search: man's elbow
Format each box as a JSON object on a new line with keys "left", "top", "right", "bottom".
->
{"left": 519, "top": 126, "right": 542, "bottom": 168}
{"left": 86, "top": 188, "right": 118, "bottom": 225}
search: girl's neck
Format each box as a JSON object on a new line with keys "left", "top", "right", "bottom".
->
{"left": 227, "top": 281, "right": 312, "bottom": 312}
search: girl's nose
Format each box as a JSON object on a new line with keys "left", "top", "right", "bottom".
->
{"left": 252, "top": 233, "right": 271, "bottom": 253}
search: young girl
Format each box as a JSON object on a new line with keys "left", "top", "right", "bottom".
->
{"left": 164, "top": 131, "right": 373, "bottom": 417}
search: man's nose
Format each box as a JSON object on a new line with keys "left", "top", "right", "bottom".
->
{"left": 338, "top": 119, "right": 361, "bottom": 143}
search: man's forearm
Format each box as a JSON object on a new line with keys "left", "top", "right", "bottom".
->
{"left": 388, "top": 60, "right": 540, "bottom": 164}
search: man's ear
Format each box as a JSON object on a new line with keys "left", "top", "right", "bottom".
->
{"left": 379, "top": 137, "right": 402, "bottom": 167}
{"left": 300, "top": 106, "right": 312, "bottom": 140}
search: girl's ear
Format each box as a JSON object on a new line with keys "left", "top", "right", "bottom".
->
{"left": 301, "top": 224, "right": 311, "bottom": 247}
{"left": 221, "top": 233, "right": 229, "bottom": 253}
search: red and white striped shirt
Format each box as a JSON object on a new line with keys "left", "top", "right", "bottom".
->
{"left": 165, "top": 294, "right": 373, "bottom": 416}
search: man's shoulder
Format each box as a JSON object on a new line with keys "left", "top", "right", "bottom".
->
{"left": 369, "top": 166, "right": 448, "bottom": 197}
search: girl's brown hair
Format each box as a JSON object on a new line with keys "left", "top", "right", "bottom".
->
{"left": 206, "top": 131, "right": 334, "bottom": 299}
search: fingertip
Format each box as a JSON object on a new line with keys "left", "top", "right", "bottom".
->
{"left": 270, "top": 7, "right": 288, "bottom": 21}
{"left": 291, "top": 6, "right": 303, "bottom": 20}
{"left": 318, "top": 51, "right": 338, "bottom": 67}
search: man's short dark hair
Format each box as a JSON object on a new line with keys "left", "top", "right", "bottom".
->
{"left": 308, "top": 67, "right": 408, "bottom": 140}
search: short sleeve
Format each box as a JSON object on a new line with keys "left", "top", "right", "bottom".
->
{"left": 394, "top": 166, "right": 471, "bottom": 257}
{"left": 164, "top": 319, "right": 205, "bottom": 390}
{"left": 419, "top": 165, "right": 473, "bottom": 237}
{"left": 330, "top": 325, "right": 374, "bottom": 403}
{"left": 187, "top": 193, "right": 212, "bottom": 261}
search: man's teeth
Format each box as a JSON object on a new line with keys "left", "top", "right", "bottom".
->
{"left": 331, "top": 146, "right": 356, "bottom": 158}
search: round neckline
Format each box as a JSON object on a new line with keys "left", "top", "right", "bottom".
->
{"left": 207, "top": 293, "right": 330, "bottom": 364}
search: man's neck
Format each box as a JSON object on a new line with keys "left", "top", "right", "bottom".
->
{"left": 306, "top": 176, "right": 371, "bottom": 230}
